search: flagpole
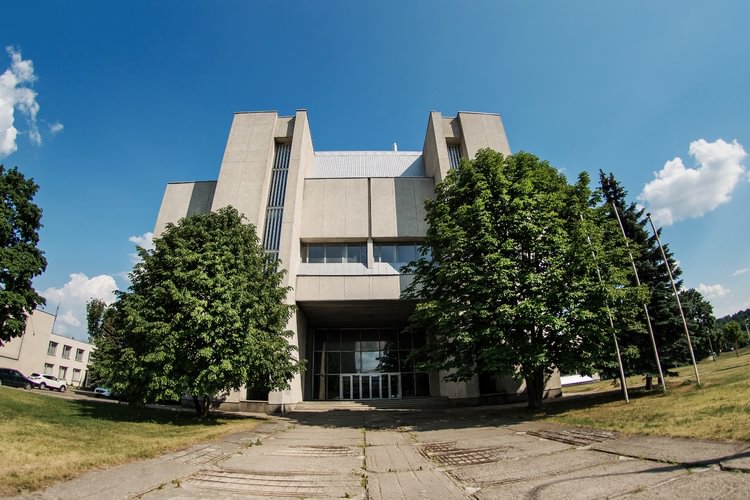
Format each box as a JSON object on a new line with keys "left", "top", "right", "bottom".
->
{"left": 646, "top": 213, "right": 701, "bottom": 385}
{"left": 610, "top": 201, "right": 666, "bottom": 391}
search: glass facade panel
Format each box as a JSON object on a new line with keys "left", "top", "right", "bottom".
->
{"left": 325, "top": 330, "right": 341, "bottom": 350}
{"left": 326, "top": 244, "right": 344, "bottom": 263}
{"left": 346, "top": 244, "right": 364, "bottom": 263}
{"left": 341, "top": 351, "right": 357, "bottom": 372}
{"left": 374, "top": 244, "right": 396, "bottom": 263}
{"left": 361, "top": 351, "right": 380, "bottom": 373}
{"left": 327, "top": 375, "right": 340, "bottom": 400}
{"left": 340, "top": 329, "right": 358, "bottom": 350}
{"left": 397, "top": 244, "right": 417, "bottom": 264}
{"left": 325, "top": 352, "right": 341, "bottom": 373}
{"left": 402, "top": 374, "right": 415, "bottom": 397}
{"left": 308, "top": 245, "right": 324, "bottom": 263}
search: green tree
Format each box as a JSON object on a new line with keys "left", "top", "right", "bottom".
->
{"left": 88, "top": 206, "right": 301, "bottom": 416}
{"left": 600, "top": 172, "right": 689, "bottom": 385}
{"left": 0, "top": 165, "right": 47, "bottom": 343}
{"left": 679, "top": 288, "right": 717, "bottom": 360}
{"left": 723, "top": 321, "right": 744, "bottom": 357}
{"left": 404, "top": 150, "right": 638, "bottom": 409}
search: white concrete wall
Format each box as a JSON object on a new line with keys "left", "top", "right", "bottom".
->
{"left": 300, "top": 179, "right": 369, "bottom": 239}
{"left": 153, "top": 181, "right": 216, "bottom": 237}
{"left": 370, "top": 178, "right": 434, "bottom": 238}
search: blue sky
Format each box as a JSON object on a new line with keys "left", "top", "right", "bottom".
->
{"left": 2, "top": 1, "right": 749, "bottom": 340}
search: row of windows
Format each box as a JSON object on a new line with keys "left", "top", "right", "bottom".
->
{"left": 301, "top": 243, "right": 429, "bottom": 265}
{"left": 47, "top": 341, "right": 87, "bottom": 362}
{"left": 43, "top": 363, "right": 82, "bottom": 382}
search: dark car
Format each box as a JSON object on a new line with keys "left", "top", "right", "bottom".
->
{"left": 0, "top": 368, "right": 36, "bottom": 390}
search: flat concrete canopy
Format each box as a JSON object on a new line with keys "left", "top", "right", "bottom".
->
{"left": 297, "top": 299, "right": 418, "bottom": 328}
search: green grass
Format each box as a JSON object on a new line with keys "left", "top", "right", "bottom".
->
{"left": 0, "top": 389, "right": 262, "bottom": 495}
{"left": 545, "top": 347, "right": 750, "bottom": 441}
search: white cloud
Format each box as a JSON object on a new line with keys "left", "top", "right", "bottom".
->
{"left": 732, "top": 268, "right": 749, "bottom": 277}
{"left": 42, "top": 273, "right": 118, "bottom": 337}
{"left": 0, "top": 47, "right": 41, "bottom": 156}
{"left": 638, "top": 139, "right": 747, "bottom": 226}
{"left": 128, "top": 231, "right": 154, "bottom": 264}
{"left": 49, "top": 121, "right": 63, "bottom": 134}
{"left": 696, "top": 283, "right": 730, "bottom": 299}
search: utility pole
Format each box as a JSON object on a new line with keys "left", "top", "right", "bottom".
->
{"left": 646, "top": 214, "right": 701, "bottom": 386}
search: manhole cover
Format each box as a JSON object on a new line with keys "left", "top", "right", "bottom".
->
{"left": 161, "top": 446, "right": 226, "bottom": 464}
{"left": 420, "top": 442, "right": 507, "bottom": 466}
{"left": 527, "top": 428, "right": 618, "bottom": 446}
{"left": 184, "top": 470, "right": 354, "bottom": 497}
{"left": 272, "top": 445, "right": 355, "bottom": 457}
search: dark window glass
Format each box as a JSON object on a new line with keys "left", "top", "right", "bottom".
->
{"left": 340, "top": 329, "right": 358, "bottom": 351}
{"left": 326, "top": 244, "right": 344, "bottom": 263}
{"left": 397, "top": 244, "right": 417, "bottom": 263}
{"left": 307, "top": 245, "right": 324, "bottom": 263}
{"left": 413, "top": 330, "right": 427, "bottom": 348}
{"left": 327, "top": 375, "right": 340, "bottom": 400}
{"left": 415, "top": 373, "right": 430, "bottom": 396}
{"left": 375, "top": 244, "right": 396, "bottom": 263}
{"left": 313, "top": 351, "right": 323, "bottom": 374}
{"left": 341, "top": 351, "right": 357, "bottom": 372}
{"left": 325, "top": 330, "right": 341, "bottom": 350}
{"left": 359, "top": 330, "right": 380, "bottom": 351}
{"left": 402, "top": 373, "right": 415, "bottom": 397}
{"left": 398, "top": 330, "right": 412, "bottom": 350}
{"left": 325, "top": 352, "right": 341, "bottom": 374}
{"left": 399, "top": 351, "right": 414, "bottom": 372}
{"left": 378, "top": 350, "right": 399, "bottom": 372}
{"left": 346, "top": 244, "right": 364, "bottom": 264}
{"left": 313, "top": 331, "right": 326, "bottom": 350}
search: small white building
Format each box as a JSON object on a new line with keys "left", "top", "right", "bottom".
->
{"left": 0, "top": 309, "right": 95, "bottom": 388}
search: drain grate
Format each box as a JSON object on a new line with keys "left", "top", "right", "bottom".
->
{"left": 420, "top": 441, "right": 507, "bottom": 466}
{"left": 527, "top": 427, "right": 619, "bottom": 446}
{"left": 161, "top": 446, "right": 227, "bottom": 465}
{"left": 184, "top": 470, "right": 354, "bottom": 497}
{"left": 272, "top": 445, "right": 355, "bottom": 457}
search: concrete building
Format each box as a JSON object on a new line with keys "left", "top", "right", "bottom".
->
{"left": 154, "top": 110, "right": 561, "bottom": 411}
{"left": 0, "top": 309, "right": 95, "bottom": 387}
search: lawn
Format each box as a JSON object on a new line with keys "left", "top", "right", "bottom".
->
{"left": 546, "top": 347, "right": 750, "bottom": 441}
{"left": 0, "top": 389, "right": 262, "bottom": 496}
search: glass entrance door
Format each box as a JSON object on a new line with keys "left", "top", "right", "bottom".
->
{"left": 340, "top": 373, "right": 401, "bottom": 400}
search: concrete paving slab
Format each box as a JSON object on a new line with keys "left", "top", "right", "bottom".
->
{"left": 366, "top": 429, "right": 412, "bottom": 446}
{"left": 368, "top": 469, "right": 468, "bottom": 500}
{"left": 367, "top": 443, "right": 426, "bottom": 473}
{"left": 592, "top": 435, "right": 749, "bottom": 466}
{"left": 475, "top": 457, "right": 689, "bottom": 499}
{"left": 448, "top": 448, "right": 619, "bottom": 487}
{"left": 721, "top": 452, "right": 750, "bottom": 472}
{"left": 625, "top": 466, "right": 750, "bottom": 499}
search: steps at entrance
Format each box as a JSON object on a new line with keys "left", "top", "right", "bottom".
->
{"left": 291, "top": 397, "right": 451, "bottom": 412}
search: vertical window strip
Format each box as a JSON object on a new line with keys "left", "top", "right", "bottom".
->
{"left": 448, "top": 143, "right": 461, "bottom": 169}
{"left": 262, "top": 143, "right": 291, "bottom": 254}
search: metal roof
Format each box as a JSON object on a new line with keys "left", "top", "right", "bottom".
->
{"left": 310, "top": 151, "right": 425, "bottom": 178}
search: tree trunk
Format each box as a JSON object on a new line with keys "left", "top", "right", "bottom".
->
{"left": 645, "top": 375, "right": 653, "bottom": 391}
{"left": 192, "top": 395, "right": 210, "bottom": 417}
{"left": 735, "top": 344, "right": 739, "bottom": 358}
{"left": 525, "top": 368, "right": 545, "bottom": 410}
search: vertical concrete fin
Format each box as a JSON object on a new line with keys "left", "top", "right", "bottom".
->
{"left": 457, "top": 112, "right": 512, "bottom": 160}
{"left": 422, "top": 111, "right": 452, "bottom": 183}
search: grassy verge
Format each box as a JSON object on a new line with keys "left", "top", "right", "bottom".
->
{"left": 546, "top": 347, "right": 750, "bottom": 441}
{"left": 0, "top": 389, "right": 262, "bottom": 495}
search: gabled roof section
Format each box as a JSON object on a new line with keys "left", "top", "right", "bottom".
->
{"left": 310, "top": 151, "right": 425, "bottom": 178}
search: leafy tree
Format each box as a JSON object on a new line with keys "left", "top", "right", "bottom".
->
{"left": 600, "top": 172, "right": 690, "bottom": 386}
{"left": 722, "top": 321, "right": 744, "bottom": 357}
{"left": 679, "top": 289, "right": 717, "bottom": 360}
{"left": 0, "top": 165, "right": 47, "bottom": 343}
{"left": 404, "top": 150, "right": 638, "bottom": 409}
{"left": 88, "top": 206, "right": 301, "bottom": 416}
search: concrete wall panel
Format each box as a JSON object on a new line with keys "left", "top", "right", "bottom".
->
{"left": 153, "top": 181, "right": 216, "bottom": 237}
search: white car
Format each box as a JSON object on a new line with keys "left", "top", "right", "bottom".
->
{"left": 29, "top": 373, "right": 67, "bottom": 392}
{"left": 94, "top": 387, "right": 112, "bottom": 398}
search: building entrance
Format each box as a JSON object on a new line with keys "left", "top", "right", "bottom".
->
{"left": 340, "top": 372, "right": 400, "bottom": 400}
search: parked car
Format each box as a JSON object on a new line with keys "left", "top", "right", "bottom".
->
{"left": 0, "top": 368, "right": 36, "bottom": 390}
{"left": 94, "top": 386, "right": 112, "bottom": 398}
{"left": 29, "top": 373, "right": 67, "bottom": 392}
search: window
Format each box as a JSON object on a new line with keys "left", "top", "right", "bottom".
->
{"left": 72, "top": 369, "right": 81, "bottom": 382}
{"left": 62, "top": 345, "right": 72, "bottom": 359}
{"left": 43, "top": 363, "right": 54, "bottom": 375}
{"left": 47, "top": 341, "right": 58, "bottom": 356}
{"left": 302, "top": 243, "right": 366, "bottom": 264}
{"left": 75, "top": 349, "right": 84, "bottom": 362}
{"left": 374, "top": 243, "right": 428, "bottom": 266}
{"left": 58, "top": 366, "right": 68, "bottom": 380}
{"left": 448, "top": 142, "right": 462, "bottom": 169}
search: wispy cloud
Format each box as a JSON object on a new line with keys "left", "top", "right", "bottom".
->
{"left": 732, "top": 268, "right": 749, "bottom": 277}
{"left": 638, "top": 139, "right": 747, "bottom": 226}
{"left": 696, "top": 283, "right": 730, "bottom": 299}
{"left": 128, "top": 231, "right": 154, "bottom": 264}
{"left": 0, "top": 47, "right": 41, "bottom": 156}
{"left": 49, "top": 121, "right": 64, "bottom": 134}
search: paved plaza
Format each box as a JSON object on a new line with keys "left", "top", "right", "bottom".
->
{"left": 18, "top": 406, "right": 750, "bottom": 499}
